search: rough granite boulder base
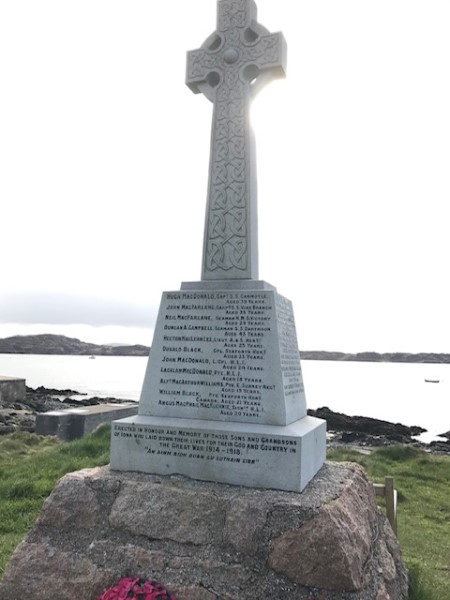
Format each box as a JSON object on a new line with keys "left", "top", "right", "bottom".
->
{"left": 0, "top": 462, "right": 408, "bottom": 600}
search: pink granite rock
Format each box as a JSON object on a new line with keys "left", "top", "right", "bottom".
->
{"left": 0, "top": 463, "right": 408, "bottom": 599}
{"left": 269, "top": 464, "right": 377, "bottom": 591}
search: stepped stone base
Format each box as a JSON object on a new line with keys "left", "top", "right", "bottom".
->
{"left": 111, "top": 414, "right": 325, "bottom": 492}
{"left": 0, "top": 463, "right": 408, "bottom": 599}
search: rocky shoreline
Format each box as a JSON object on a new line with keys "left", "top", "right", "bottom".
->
{"left": 308, "top": 407, "right": 450, "bottom": 454}
{"left": 1, "top": 386, "right": 449, "bottom": 453}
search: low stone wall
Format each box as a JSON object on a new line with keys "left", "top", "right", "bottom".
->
{"left": 0, "top": 377, "right": 26, "bottom": 403}
{"left": 0, "top": 462, "right": 408, "bottom": 599}
{"left": 35, "top": 404, "right": 138, "bottom": 440}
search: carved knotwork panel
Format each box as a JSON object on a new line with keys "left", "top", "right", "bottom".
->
{"left": 186, "top": 0, "right": 286, "bottom": 278}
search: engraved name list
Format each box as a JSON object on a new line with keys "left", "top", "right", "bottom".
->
{"left": 140, "top": 289, "right": 306, "bottom": 426}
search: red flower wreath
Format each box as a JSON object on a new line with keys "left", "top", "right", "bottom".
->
{"left": 98, "top": 577, "right": 177, "bottom": 600}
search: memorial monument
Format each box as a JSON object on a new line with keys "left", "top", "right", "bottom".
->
{"left": 0, "top": 4, "right": 409, "bottom": 598}
{"left": 110, "top": 0, "right": 326, "bottom": 492}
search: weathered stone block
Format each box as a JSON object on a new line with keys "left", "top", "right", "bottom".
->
{"left": 224, "top": 495, "right": 269, "bottom": 554}
{"left": 170, "top": 586, "right": 217, "bottom": 600}
{"left": 36, "top": 470, "right": 100, "bottom": 530}
{"left": 36, "top": 403, "right": 138, "bottom": 440}
{"left": 268, "top": 465, "right": 377, "bottom": 591}
{"left": 0, "top": 542, "right": 114, "bottom": 600}
{"left": 0, "top": 376, "right": 26, "bottom": 403}
{"left": 109, "top": 482, "right": 226, "bottom": 545}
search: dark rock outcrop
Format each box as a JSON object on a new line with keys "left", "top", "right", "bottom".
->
{"left": 30, "top": 385, "right": 85, "bottom": 396}
{"left": 307, "top": 406, "right": 431, "bottom": 450}
{"left": 308, "top": 406, "right": 425, "bottom": 439}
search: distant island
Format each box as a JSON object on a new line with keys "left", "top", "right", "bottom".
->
{"left": 299, "top": 350, "right": 450, "bottom": 363}
{"left": 1, "top": 334, "right": 450, "bottom": 363}
{"left": 0, "top": 334, "right": 149, "bottom": 357}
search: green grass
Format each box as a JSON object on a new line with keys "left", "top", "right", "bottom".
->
{"left": 0, "top": 432, "right": 448, "bottom": 599}
{"left": 328, "top": 446, "right": 450, "bottom": 599}
{"left": 0, "top": 425, "right": 111, "bottom": 577}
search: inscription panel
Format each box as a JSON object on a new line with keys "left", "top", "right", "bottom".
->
{"left": 110, "top": 415, "right": 327, "bottom": 492}
{"left": 139, "top": 289, "right": 306, "bottom": 426}
{"left": 275, "top": 294, "right": 306, "bottom": 423}
{"left": 113, "top": 422, "right": 298, "bottom": 465}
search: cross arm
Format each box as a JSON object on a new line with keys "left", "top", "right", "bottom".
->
{"left": 186, "top": 32, "right": 223, "bottom": 100}
{"left": 186, "top": 50, "right": 213, "bottom": 94}
{"left": 245, "top": 30, "right": 287, "bottom": 97}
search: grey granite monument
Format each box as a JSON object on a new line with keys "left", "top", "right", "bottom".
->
{"left": 110, "top": 0, "right": 326, "bottom": 492}
{"left": 0, "top": 7, "right": 408, "bottom": 597}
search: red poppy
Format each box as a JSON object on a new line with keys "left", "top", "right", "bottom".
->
{"left": 98, "top": 577, "right": 177, "bottom": 600}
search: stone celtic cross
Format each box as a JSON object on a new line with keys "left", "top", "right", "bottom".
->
{"left": 186, "top": 0, "right": 286, "bottom": 280}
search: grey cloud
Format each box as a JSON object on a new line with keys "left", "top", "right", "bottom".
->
{"left": 0, "top": 292, "right": 157, "bottom": 328}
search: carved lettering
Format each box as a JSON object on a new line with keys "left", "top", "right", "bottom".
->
{"left": 113, "top": 423, "right": 299, "bottom": 464}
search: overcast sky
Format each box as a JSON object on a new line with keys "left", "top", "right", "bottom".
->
{"left": 1, "top": 0, "right": 449, "bottom": 352}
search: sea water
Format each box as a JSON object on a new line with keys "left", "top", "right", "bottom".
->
{"left": 0, "top": 353, "right": 146, "bottom": 401}
{"left": 302, "top": 360, "right": 449, "bottom": 442}
{"left": 0, "top": 354, "right": 448, "bottom": 441}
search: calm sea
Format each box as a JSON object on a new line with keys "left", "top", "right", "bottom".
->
{"left": 1, "top": 354, "right": 448, "bottom": 442}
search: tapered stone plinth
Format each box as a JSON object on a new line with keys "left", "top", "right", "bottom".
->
{"left": 111, "top": 281, "right": 326, "bottom": 492}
